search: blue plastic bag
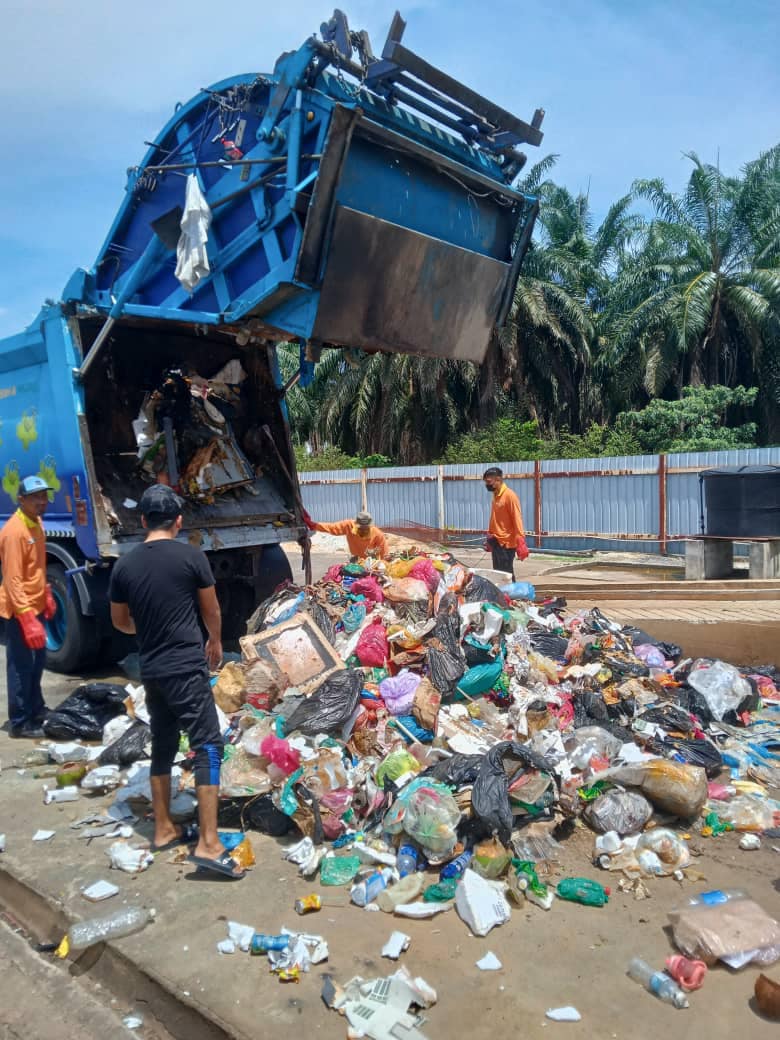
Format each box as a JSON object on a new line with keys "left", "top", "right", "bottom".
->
{"left": 501, "top": 581, "right": 536, "bottom": 601}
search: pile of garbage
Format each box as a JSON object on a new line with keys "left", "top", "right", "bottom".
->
{"left": 23, "top": 550, "right": 780, "bottom": 1030}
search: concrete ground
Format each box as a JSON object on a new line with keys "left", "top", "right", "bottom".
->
{"left": 0, "top": 546, "right": 778, "bottom": 1039}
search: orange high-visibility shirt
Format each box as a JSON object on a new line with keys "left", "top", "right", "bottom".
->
{"left": 488, "top": 483, "right": 524, "bottom": 548}
{"left": 0, "top": 509, "right": 47, "bottom": 618}
{"left": 314, "top": 519, "right": 388, "bottom": 559}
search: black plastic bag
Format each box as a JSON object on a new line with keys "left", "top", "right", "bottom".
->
{"left": 432, "top": 610, "right": 462, "bottom": 659}
{"left": 225, "top": 795, "right": 296, "bottom": 836}
{"left": 283, "top": 669, "right": 363, "bottom": 736}
{"left": 309, "top": 601, "right": 336, "bottom": 646}
{"left": 463, "top": 636, "right": 497, "bottom": 667}
{"left": 659, "top": 736, "right": 723, "bottom": 778}
{"left": 675, "top": 687, "right": 714, "bottom": 727}
{"left": 657, "top": 641, "right": 683, "bottom": 663}
{"left": 98, "top": 720, "right": 151, "bottom": 766}
{"left": 427, "top": 646, "right": 466, "bottom": 699}
{"left": 422, "top": 753, "right": 484, "bottom": 787}
{"left": 637, "top": 704, "right": 696, "bottom": 735}
{"left": 622, "top": 624, "right": 659, "bottom": 646}
{"left": 463, "top": 574, "right": 506, "bottom": 607}
{"left": 43, "top": 683, "right": 128, "bottom": 741}
{"left": 529, "top": 631, "right": 569, "bottom": 659}
{"left": 471, "top": 741, "right": 552, "bottom": 844}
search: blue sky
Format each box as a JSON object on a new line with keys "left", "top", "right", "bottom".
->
{"left": 0, "top": 0, "right": 778, "bottom": 337}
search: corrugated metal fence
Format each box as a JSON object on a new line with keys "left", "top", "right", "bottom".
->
{"left": 299, "top": 448, "right": 780, "bottom": 553}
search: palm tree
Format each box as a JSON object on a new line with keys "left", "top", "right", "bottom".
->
{"left": 605, "top": 146, "right": 780, "bottom": 432}
{"left": 494, "top": 174, "right": 642, "bottom": 433}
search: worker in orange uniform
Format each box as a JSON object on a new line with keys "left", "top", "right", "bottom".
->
{"left": 483, "top": 466, "right": 529, "bottom": 579}
{"left": 0, "top": 475, "right": 58, "bottom": 738}
{"left": 303, "top": 509, "right": 388, "bottom": 559}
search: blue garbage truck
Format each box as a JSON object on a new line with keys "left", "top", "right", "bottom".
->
{"left": 0, "top": 11, "right": 543, "bottom": 671}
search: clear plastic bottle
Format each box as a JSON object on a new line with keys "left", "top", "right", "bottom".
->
{"left": 684, "top": 888, "right": 747, "bottom": 907}
{"left": 68, "top": 906, "right": 155, "bottom": 951}
{"left": 397, "top": 844, "right": 418, "bottom": 878}
{"left": 626, "top": 957, "right": 689, "bottom": 1009}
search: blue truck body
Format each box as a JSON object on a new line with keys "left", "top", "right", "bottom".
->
{"left": 0, "top": 11, "right": 543, "bottom": 670}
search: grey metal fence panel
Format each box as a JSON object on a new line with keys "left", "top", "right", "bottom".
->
{"left": 299, "top": 469, "right": 362, "bottom": 521}
{"left": 540, "top": 455, "right": 660, "bottom": 552}
{"left": 443, "top": 461, "right": 535, "bottom": 534}
{"left": 299, "top": 448, "right": 780, "bottom": 553}
{"left": 366, "top": 466, "right": 439, "bottom": 528}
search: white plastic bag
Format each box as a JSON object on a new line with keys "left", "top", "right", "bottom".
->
{"left": 455, "top": 869, "right": 511, "bottom": 937}
{"left": 687, "top": 659, "right": 751, "bottom": 720}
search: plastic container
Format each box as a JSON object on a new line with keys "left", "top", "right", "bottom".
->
{"left": 67, "top": 906, "right": 155, "bottom": 951}
{"left": 351, "top": 868, "right": 394, "bottom": 908}
{"left": 627, "top": 957, "right": 689, "bottom": 1008}
{"left": 439, "top": 849, "right": 473, "bottom": 881}
{"left": 665, "top": 955, "right": 707, "bottom": 991}
{"left": 375, "top": 873, "right": 425, "bottom": 912}
{"left": 397, "top": 844, "right": 418, "bottom": 878}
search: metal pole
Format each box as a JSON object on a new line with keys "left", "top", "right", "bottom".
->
{"left": 658, "top": 453, "right": 668, "bottom": 554}
{"left": 77, "top": 316, "right": 115, "bottom": 381}
{"left": 533, "top": 459, "right": 543, "bottom": 548}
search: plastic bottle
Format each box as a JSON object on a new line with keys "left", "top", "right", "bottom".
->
{"left": 251, "top": 933, "right": 290, "bottom": 954}
{"left": 351, "top": 868, "right": 394, "bottom": 907}
{"left": 626, "top": 957, "right": 689, "bottom": 1009}
{"left": 556, "top": 877, "right": 610, "bottom": 907}
{"left": 684, "top": 888, "right": 747, "bottom": 907}
{"left": 439, "top": 849, "right": 473, "bottom": 881}
{"left": 397, "top": 844, "right": 418, "bottom": 878}
{"left": 67, "top": 906, "right": 155, "bottom": 951}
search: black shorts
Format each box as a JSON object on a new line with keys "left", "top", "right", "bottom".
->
{"left": 144, "top": 668, "right": 224, "bottom": 784}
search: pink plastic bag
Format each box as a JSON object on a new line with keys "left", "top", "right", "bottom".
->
{"left": 351, "top": 575, "right": 385, "bottom": 605}
{"left": 380, "top": 669, "right": 422, "bottom": 716}
{"left": 323, "top": 564, "right": 344, "bottom": 583}
{"left": 355, "top": 618, "right": 389, "bottom": 667}
{"left": 260, "top": 734, "right": 301, "bottom": 776}
{"left": 408, "top": 558, "right": 440, "bottom": 594}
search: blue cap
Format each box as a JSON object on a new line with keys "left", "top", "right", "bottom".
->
{"left": 19, "top": 475, "right": 53, "bottom": 496}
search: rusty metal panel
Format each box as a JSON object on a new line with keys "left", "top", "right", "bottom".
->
{"left": 311, "top": 206, "right": 507, "bottom": 363}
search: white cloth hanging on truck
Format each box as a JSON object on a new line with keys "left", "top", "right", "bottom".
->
{"left": 175, "top": 174, "right": 212, "bottom": 293}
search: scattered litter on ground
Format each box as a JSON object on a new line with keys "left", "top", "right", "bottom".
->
{"left": 81, "top": 880, "right": 120, "bottom": 902}
{"left": 11, "top": 546, "right": 780, "bottom": 1026}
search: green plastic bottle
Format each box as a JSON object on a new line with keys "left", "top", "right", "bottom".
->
{"left": 556, "top": 877, "right": 610, "bottom": 907}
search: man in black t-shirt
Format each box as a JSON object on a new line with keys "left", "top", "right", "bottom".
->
{"left": 109, "top": 484, "right": 244, "bottom": 880}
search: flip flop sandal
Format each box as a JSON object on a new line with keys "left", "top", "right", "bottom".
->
{"left": 188, "top": 850, "right": 246, "bottom": 879}
{"left": 152, "top": 821, "right": 199, "bottom": 853}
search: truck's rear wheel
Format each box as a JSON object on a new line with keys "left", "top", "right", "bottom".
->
{"left": 45, "top": 562, "right": 99, "bottom": 673}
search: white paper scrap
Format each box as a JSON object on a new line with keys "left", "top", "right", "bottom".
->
{"left": 382, "top": 931, "right": 411, "bottom": 960}
{"left": 476, "top": 951, "right": 502, "bottom": 971}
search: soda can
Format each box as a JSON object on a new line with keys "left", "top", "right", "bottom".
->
{"left": 294, "top": 893, "right": 322, "bottom": 915}
{"left": 250, "top": 933, "right": 290, "bottom": 955}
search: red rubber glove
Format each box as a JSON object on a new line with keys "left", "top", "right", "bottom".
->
{"left": 484, "top": 533, "right": 496, "bottom": 552}
{"left": 301, "top": 508, "right": 316, "bottom": 532}
{"left": 516, "top": 536, "right": 530, "bottom": 561}
{"left": 44, "top": 584, "right": 57, "bottom": 621}
{"left": 18, "top": 611, "right": 46, "bottom": 650}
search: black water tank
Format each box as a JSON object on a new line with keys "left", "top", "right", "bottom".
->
{"left": 701, "top": 465, "right": 780, "bottom": 537}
